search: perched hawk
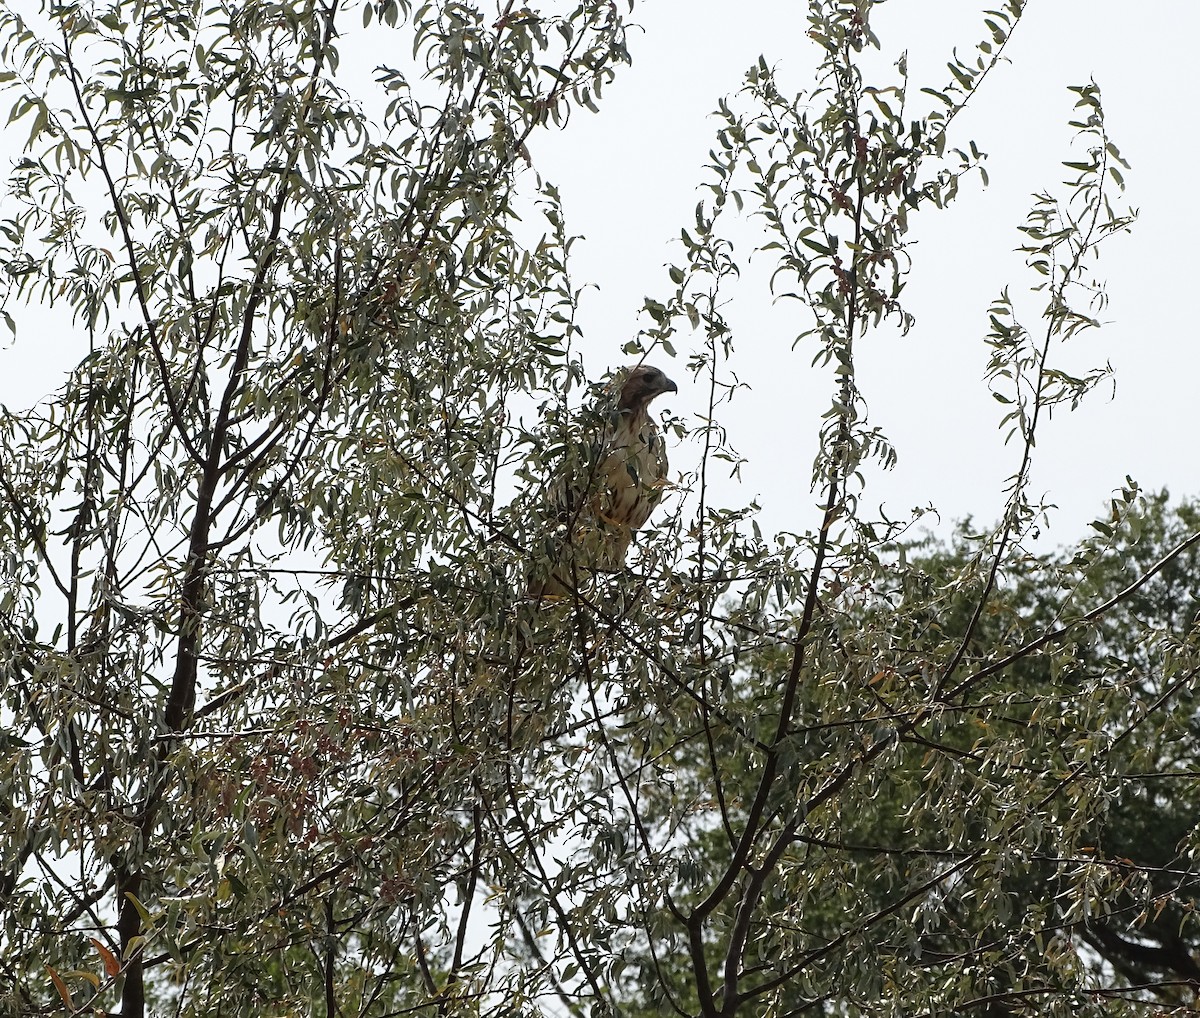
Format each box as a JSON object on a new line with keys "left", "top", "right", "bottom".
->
{"left": 530, "top": 364, "right": 678, "bottom": 598}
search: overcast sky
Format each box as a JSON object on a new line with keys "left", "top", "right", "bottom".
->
{"left": 1, "top": 1, "right": 1195, "bottom": 550}
{"left": 531, "top": 1, "right": 1200, "bottom": 546}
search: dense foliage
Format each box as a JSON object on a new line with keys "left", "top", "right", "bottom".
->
{"left": 1, "top": 1, "right": 1197, "bottom": 1017}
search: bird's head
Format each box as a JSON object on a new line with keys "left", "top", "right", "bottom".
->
{"left": 617, "top": 364, "right": 678, "bottom": 414}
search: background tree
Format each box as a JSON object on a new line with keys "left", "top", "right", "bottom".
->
{"left": 1, "top": 2, "right": 1197, "bottom": 1018}
{"left": 615, "top": 491, "right": 1200, "bottom": 1016}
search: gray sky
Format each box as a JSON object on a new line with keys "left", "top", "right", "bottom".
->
{"left": 532, "top": 1, "right": 1200, "bottom": 545}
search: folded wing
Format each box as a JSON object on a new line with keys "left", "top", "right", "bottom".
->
{"left": 530, "top": 364, "right": 677, "bottom": 598}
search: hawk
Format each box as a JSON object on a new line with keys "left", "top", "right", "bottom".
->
{"left": 530, "top": 364, "right": 678, "bottom": 598}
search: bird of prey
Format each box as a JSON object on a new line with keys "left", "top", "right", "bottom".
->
{"left": 530, "top": 364, "right": 678, "bottom": 598}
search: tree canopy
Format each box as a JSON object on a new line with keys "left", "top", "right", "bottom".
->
{"left": 1, "top": 2, "right": 1197, "bottom": 1017}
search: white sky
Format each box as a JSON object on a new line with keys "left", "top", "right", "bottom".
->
{"left": 532, "top": 1, "right": 1200, "bottom": 546}
{"left": 1, "top": 1, "right": 1195, "bottom": 549}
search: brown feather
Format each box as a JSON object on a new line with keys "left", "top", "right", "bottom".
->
{"left": 531, "top": 365, "right": 677, "bottom": 597}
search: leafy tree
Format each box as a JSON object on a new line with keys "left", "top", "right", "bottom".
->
{"left": 1064, "top": 493, "right": 1200, "bottom": 999}
{"left": 1, "top": 2, "right": 1196, "bottom": 1018}
{"left": 617, "top": 492, "right": 1200, "bottom": 1016}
